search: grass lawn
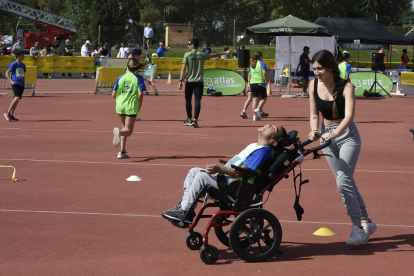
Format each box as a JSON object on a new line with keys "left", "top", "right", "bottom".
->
{"left": 75, "top": 45, "right": 414, "bottom": 63}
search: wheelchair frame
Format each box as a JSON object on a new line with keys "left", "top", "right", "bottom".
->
{"left": 170, "top": 131, "right": 332, "bottom": 264}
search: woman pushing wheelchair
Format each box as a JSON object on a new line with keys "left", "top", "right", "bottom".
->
{"left": 308, "top": 50, "right": 376, "bottom": 246}
{"left": 162, "top": 124, "right": 287, "bottom": 224}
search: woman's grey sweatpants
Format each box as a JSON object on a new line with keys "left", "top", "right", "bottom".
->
{"left": 321, "top": 122, "right": 369, "bottom": 223}
{"left": 180, "top": 168, "right": 237, "bottom": 211}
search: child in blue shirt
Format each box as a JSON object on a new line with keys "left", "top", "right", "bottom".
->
{"left": 4, "top": 50, "right": 26, "bottom": 122}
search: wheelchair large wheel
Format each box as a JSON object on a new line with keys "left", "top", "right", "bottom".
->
{"left": 229, "top": 209, "right": 282, "bottom": 262}
{"left": 214, "top": 216, "right": 252, "bottom": 249}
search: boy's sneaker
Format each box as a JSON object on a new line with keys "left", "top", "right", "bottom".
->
{"left": 162, "top": 206, "right": 196, "bottom": 224}
{"left": 183, "top": 119, "right": 193, "bottom": 126}
{"left": 261, "top": 112, "right": 269, "bottom": 118}
{"left": 9, "top": 115, "right": 19, "bottom": 122}
{"left": 361, "top": 219, "right": 377, "bottom": 237}
{"left": 346, "top": 225, "right": 369, "bottom": 246}
{"left": 117, "top": 151, "right": 129, "bottom": 159}
{"left": 240, "top": 112, "right": 248, "bottom": 119}
{"left": 113, "top": 127, "right": 121, "bottom": 147}
{"left": 4, "top": 111, "right": 11, "bottom": 121}
{"left": 135, "top": 117, "right": 141, "bottom": 121}
{"left": 192, "top": 121, "right": 199, "bottom": 128}
{"left": 81, "top": 75, "right": 89, "bottom": 78}
{"left": 253, "top": 114, "right": 261, "bottom": 121}
{"left": 254, "top": 108, "right": 262, "bottom": 119}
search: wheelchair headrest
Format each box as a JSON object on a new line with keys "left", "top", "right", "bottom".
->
{"left": 277, "top": 130, "right": 298, "bottom": 147}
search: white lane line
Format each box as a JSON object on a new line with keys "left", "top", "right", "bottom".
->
{"left": 0, "top": 128, "right": 208, "bottom": 137}
{"left": 1, "top": 209, "right": 413, "bottom": 228}
{"left": 0, "top": 158, "right": 196, "bottom": 167}
{"left": 0, "top": 158, "right": 413, "bottom": 174}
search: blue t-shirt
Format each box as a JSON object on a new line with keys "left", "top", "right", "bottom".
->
{"left": 300, "top": 53, "right": 310, "bottom": 72}
{"left": 156, "top": 47, "right": 168, "bottom": 58}
{"left": 114, "top": 73, "right": 146, "bottom": 92}
{"left": 242, "top": 147, "right": 272, "bottom": 171}
{"left": 248, "top": 61, "right": 267, "bottom": 73}
{"left": 346, "top": 63, "right": 352, "bottom": 75}
{"left": 202, "top": 47, "right": 211, "bottom": 54}
{"left": 8, "top": 61, "right": 26, "bottom": 87}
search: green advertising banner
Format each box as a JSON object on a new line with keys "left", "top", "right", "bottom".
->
{"left": 350, "top": 72, "right": 393, "bottom": 96}
{"left": 202, "top": 69, "right": 246, "bottom": 96}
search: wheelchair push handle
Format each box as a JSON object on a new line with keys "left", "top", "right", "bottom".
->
{"left": 301, "top": 132, "right": 331, "bottom": 156}
{"left": 230, "top": 164, "right": 261, "bottom": 178}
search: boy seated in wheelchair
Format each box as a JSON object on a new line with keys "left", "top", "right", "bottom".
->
{"left": 162, "top": 124, "right": 287, "bottom": 224}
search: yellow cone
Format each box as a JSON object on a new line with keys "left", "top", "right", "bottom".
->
{"left": 167, "top": 71, "right": 173, "bottom": 84}
{"left": 313, "top": 227, "right": 335, "bottom": 236}
{"left": 266, "top": 81, "right": 272, "bottom": 96}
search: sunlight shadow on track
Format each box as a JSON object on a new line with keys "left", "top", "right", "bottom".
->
{"left": 273, "top": 234, "right": 414, "bottom": 261}
{"left": 131, "top": 155, "right": 228, "bottom": 162}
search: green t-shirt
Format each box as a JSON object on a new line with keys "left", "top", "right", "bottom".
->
{"left": 338, "top": 61, "right": 347, "bottom": 79}
{"left": 115, "top": 72, "right": 141, "bottom": 115}
{"left": 249, "top": 60, "right": 266, "bottom": 84}
{"left": 182, "top": 50, "right": 210, "bottom": 82}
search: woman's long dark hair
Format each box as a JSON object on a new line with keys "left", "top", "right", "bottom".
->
{"left": 311, "top": 50, "right": 344, "bottom": 119}
{"left": 251, "top": 51, "right": 263, "bottom": 69}
{"left": 127, "top": 58, "right": 146, "bottom": 73}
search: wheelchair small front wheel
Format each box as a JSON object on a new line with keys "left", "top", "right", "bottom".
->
{"left": 229, "top": 208, "right": 282, "bottom": 262}
{"left": 200, "top": 245, "right": 219, "bottom": 264}
{"left": 186, "top": 232, "right": 203, "bottom": 250}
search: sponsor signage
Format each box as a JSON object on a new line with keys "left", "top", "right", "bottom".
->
{"left": 270, "top": 27, "right": 293, "bottom": 33}
{"left": 340, "top": 43, "right": 388, "bottom": 50}
{"left": 350, "top": 71, "right": 393, "bottom": 96}
{"left": 203, "top": 69, "right": 246, "bottom": 95}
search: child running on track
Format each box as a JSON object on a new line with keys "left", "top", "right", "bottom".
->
{"left": 112, "top": 58, "right": 146, "bottom": 159}
{"left": 246, "top": 51, "right": 268, "bottom": 121}
{"left": 4, "top": 50, "right": 26, "bottom": 122}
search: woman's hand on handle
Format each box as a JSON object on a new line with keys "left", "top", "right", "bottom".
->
{"left": 321, "top": 132, "right": 337, "bottom": 142}
{"left": 308, "top": 131, "right": 318, "bottom": 141}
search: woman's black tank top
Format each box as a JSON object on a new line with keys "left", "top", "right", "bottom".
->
{"left": 314, "top": 79, "right": 347, "bottom": 120}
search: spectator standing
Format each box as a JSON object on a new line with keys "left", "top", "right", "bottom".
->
{"left": 1, "top": 47, "right": 11, "bottom": 55}
{"left": 12, "top": 38, "right": 25, "bottom": 53}
{"left": 401, "top": 49, "right": 411, "bottom": 67}
{"left": 144, "top": 23, "right": 154, "bottom": 50}
{"left": 99, "top": 43, "right": 110, "bottom": 57}
{"left": 40, "top": 46, "right": 53, "bottom": 78}
{"left": 338, "top": 52, "right": 352, "bottom": 81}
{"left": 179, "top": 38, "right": 231, "bottom": 128}
{"left": 4, "top": 51, "right": 26, "bottom": 122}
{"left": 62, "top": 39, "right": 74, "bottom": 78}
{"left": 296, "top": 46, "right": 311, "bottom": 97}
{"left": 202, "top": 43, "right": 211, "bottom": 54}
{"left": 379, "top": 45, "right": 386, "bottom": 65}
{"left": 117, "top": 42, "right": 129, "bottom": 58}
{"left": 52, "top": 37, "right": 61, "bottom": 49}
{"left": 30, "top": 42, "right": 41, "bottom": 61}
{"left": 156, "top": 42, "right": 170, "bottom": 78}
{"left": 221, "top": 46, "right": 230, "bottom": 59}
{"left": 81, "top": 40, "right": 92, "bottom": 78}
{"left": 231, "top": 50, "right": 238, "bottom": 59}
{"left": 143, "top": 52, "right": 152, "bottom": 64}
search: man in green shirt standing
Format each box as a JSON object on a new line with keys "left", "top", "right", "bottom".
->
{"left": 179, "top": 38, "right": 231, "bottom": 128}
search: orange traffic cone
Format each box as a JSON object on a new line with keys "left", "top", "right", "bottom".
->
{"left": 167, "top": 72, "right": 173, "bottom": 84}
{"left": 266, "top": 81, "right": 272, "bottom": 96}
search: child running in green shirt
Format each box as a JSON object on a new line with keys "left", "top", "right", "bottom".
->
{"left": 112, "top": 58, "right": 146, "bottom": 159}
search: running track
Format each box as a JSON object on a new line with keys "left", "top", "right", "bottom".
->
{"left": 0, "top": 79, "right": 413, "bottom": 275}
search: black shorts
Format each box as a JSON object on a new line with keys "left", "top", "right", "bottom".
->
{"left": 250, "top": 83, "right": 267, "bottom": 98}
{"left": 301, "top": 71, "right": 309, "bottom": 80}
{"left": 12, "top": 85, "right": 25, "bottom": 99}
{"left": 118, "top": 114, "right": 137, "bottom": 117}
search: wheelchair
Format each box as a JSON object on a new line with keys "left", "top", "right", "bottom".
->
{"left": 166, "top": 130, "right": 331, "bottom": 264}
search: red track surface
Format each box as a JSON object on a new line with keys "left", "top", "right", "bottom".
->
{"left": 1, "top": 79, "right": 413, "bottom": 275}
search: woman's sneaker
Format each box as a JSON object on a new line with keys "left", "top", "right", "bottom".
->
{"left": 254, "top": 108, "right": 262, "bottom": 119}
{"left": 346, "top": 225, "right": 369, "bottom": 245}
{"left": 183, "top": 119, "right": 193, "bottom": 126}
{"left": 253, "top": 115, "right": 261, "bottom": 121}
{"left": 361, "top": 219, "right": 377, "bottom": 237}
{"left": 240, "top": 112, "right": 248, "bottom": 119}
{"left": 261, "top": 112, "right": 269, "bottom": 118}
{"left": 113, "top": 128, "right": 121, "bottom": 147}
{"left": 117, "top": 151, "right": 129, "bottom": 159}
{"left": 192, "top": 121, "right": 199, "bottom": 128}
